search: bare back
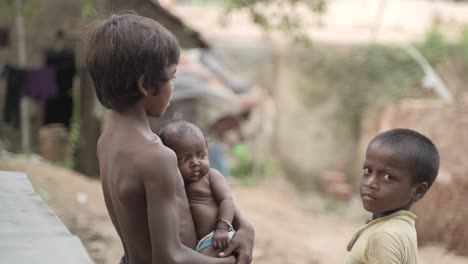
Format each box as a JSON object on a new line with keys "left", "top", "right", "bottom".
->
{"left": 98, "top": 122, "right": 198, "bottom": 264}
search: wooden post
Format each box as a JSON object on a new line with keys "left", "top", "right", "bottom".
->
{"left": 15, "top": 0, "right": 30, "bottom": 152}
{"left": 76, "top": 66, "right": 100, "bottom": 177}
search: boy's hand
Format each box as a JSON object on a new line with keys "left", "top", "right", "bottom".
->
{"left": 223, "top": 256, "right": 237, "bottom": 264}
{"left": 218, "top": 226, "right": 254, "bottom": 264}
{"left": 213, "top": 229, "right": 230, "bottom": 249}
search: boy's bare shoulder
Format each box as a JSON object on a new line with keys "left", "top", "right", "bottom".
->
{"left": 134, "top": 141, "right": 178, "bottom": 180}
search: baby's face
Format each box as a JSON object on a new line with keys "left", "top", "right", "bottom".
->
{"left": 360, "top": 141, "right": 416, "bottom": 219}
{"left": 171, "top": 134, "right": 210, "bottom": 184}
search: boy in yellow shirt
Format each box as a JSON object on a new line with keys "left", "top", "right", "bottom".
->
{"left": 347, "top": 128, "right": 439, "bottom": 264}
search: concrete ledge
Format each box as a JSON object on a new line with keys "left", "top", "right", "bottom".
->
{"left": 0, "top": 171, "right": 94, "bottom": 264}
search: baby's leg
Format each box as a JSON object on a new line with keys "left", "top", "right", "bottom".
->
{"left": 199, "top": 246, "right": 224, "bottom": 257}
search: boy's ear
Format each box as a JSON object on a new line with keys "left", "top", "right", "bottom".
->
{"left": 412, "top": 182, "right": 428, "bottom": 202}
{"left": 138, "top": 75, "right": 148, "bottom": 96}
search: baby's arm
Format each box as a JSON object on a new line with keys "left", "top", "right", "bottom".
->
{"left": 366, "top": 231, "right": 404, "bottom": 264}
{"left": 210, "top": 170, "right": 255, "bottom": 264}
{"left": 210, "top": 169, "right": 235, "bottom": 249}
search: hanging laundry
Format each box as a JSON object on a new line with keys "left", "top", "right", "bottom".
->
{"left": 0, "top": 27, "right": 9, "bottom": 47}
{"left": 43, "top": 50, "right": 76, "bottom": 128}
{"left": 22, "top": 66, "right": 58, "bottom": 102}
{"left": 2, "top": 65, "right": 25, "bottom": 128}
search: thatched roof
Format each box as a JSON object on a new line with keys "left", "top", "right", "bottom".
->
{"left": 102, "top": 0, "right": 209, "bottom": 49}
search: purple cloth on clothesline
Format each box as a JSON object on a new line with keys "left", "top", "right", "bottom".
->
{"left": 22, "top": 66, "right": 58, "bottom": 102}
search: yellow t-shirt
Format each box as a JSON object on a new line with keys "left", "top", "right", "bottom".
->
{"left": 346, "top": 210, "right": 418, "bottom": 264}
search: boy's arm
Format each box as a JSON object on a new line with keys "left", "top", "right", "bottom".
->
{"left": 141, "top": 148, "right": 235, "bottom": 264}
{"left": 366, "top": 232, "right": 404, "bottom": 264}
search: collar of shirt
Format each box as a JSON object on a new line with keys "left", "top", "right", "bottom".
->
{"left": 347, "top": 210, "right": 417, "bottom": 251}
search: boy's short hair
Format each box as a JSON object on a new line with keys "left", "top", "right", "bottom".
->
{"left": 85, "top": 12, "right": 180, "bottom": 112}
{"left": 370, "top": 128, "right": 439, "bottom": 188}
{"left": 159, "top": 119, "right": 206, "bottom": 148}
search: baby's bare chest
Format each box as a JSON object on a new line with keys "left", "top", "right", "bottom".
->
{"left": 186, "top": 177, "right": 216, "bottom": 204}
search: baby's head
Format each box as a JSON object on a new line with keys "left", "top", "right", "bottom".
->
{"left": 159, "top": 120, "right": 209, "bottom": 183}
{"left": 361, "top": 128, "right": 439, "bottom": 218}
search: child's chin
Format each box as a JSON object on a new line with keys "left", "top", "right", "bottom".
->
{"left": 362, "top": 202, "right": 378, "bottom": 213}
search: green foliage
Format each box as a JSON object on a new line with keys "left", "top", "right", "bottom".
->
{"left": 227, "top": 0, "right": 327, "bottom": 44}
{"left": 291, "top": 45, "right": 423, "bottom": 139}
{"left": 229, "top": 144, "right": 271, "bottom": 185}
{"left": 293, "top": 34, "right": 313, "bottom": 48}
{"left": 1, "top": 0, "right": 98, "bottom": 25}
{"left": 323, "top": 198, "right": 340, "bottom": 213}
{"left": 227, "top": 0, "right": 264, "bottom": 9}
{"left": 417, "top": 26, "right": 448, "bottom": 64}
{"left": 189, "top": 0, "right": 229, "bottom": 5}
{"left": 308, "top": 0, "right": 326, "bottom": 13}
{"left": 287, "top": 26, "right": 468, "bottom": 159}
{"left": 1, "top": 0, "right": 43, "bottom": 20}
{"left": 0, "top": 138, "right": 10, "bottom": 151}
{"left": 460, "top": 27, "right": 468, "bottom": 68}
{"left": 80, "top": 0, "right": 96, "bottom": 22}
{"left": 227, "top": 0, "right": 327, "bottom": 14}
{"left": 64, "top": 82, "right": 80, "bottom": 170}
{"left": 251, "top": 9, "right": 269, "bottom": 29}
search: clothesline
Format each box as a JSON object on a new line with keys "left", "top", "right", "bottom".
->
{"left": 2, "top": 51, "right": 76, "bottom": 129}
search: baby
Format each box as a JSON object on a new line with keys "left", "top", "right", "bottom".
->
{"left": 159, "top": 119, "right": 236, "bottom": 257}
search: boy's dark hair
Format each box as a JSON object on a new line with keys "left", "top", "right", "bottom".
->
{"left": 159, "top": 119, "right": 207, "bottom": 148}
{"left": 85, "top": 12, "right": 180, "bottom": 112}
{"left": 370, "top": 128, "right": 439, "bottom": 188}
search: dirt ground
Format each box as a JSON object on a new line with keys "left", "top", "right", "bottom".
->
{"left": 1, "top": 156, "right": 467, "bottom": 264}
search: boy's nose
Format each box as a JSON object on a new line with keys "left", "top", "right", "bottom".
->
{"left": 364, "top": 175, "right": 378, "bottom": 189}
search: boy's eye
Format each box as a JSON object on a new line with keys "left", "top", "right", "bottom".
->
{"left": 363, "top": 167, "right": 371, "bottom": 175}
{"left": 383, "top": 174, "right": 394, "bottom": 181}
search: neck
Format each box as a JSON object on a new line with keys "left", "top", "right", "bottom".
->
{"left": 372, "top": 205, "right": 411, "bottom": 220}
{"left": 108, "top": 104, "right": 153, "bottom": 137}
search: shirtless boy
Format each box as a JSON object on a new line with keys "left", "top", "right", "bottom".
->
{"left": 85, "top": 12, "right": 254, "bottom": 264}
